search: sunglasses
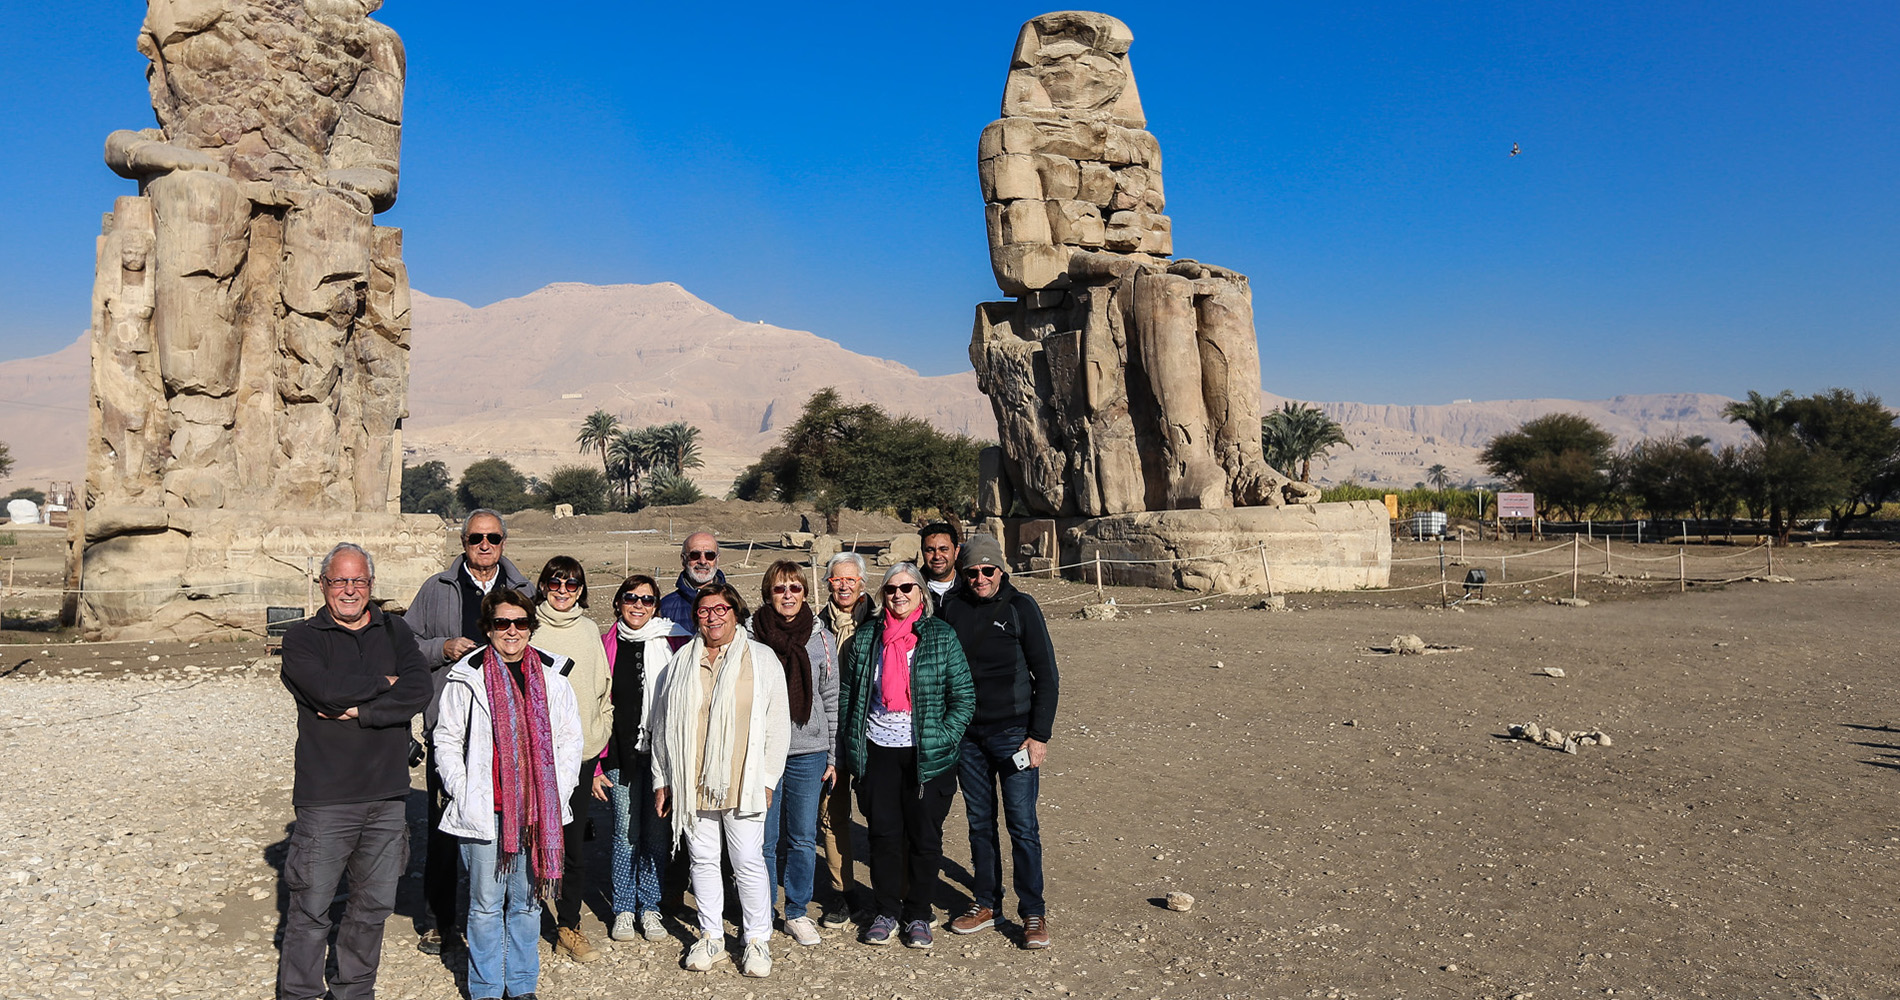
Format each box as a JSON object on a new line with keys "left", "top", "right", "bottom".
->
{"left": 490, "top": 617, "right": 531, "bottom": 633}
{"left": 617, "top": 593, "right": 658, "bottom": 606}
{"left": 882, "top": 582, "right": 920, "bottom": 596}
{"left": 696, "top": 604, "right": 734, "bottom": 619}
{"left": 545, "top": 579, "right": 582, "bottom": 593}
{"left": 686, "top": 549, "right": 718, "bottom": 562}
{"left": 465, "top": 532, "right": 504, "bottom": 546}
{"left": 962, "top": 565, "right": 1000, "bottom": 579}
{"left": 771, "top": 583, "right": 805, "bottom": 595}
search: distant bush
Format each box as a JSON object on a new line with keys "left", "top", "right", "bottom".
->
{"left": 538, "top": 464, "right": 610, "bottom": 515}
{"left": 401, "top": 461, "right": 457, "bottom": 517}
{"left": 456, "top": 458, "right": 532, "bottom": 514}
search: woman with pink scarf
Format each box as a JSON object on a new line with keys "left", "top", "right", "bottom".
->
{"left": 835, "top": 561, "right": 974, "bottom": 950}
{"left": 434, "top": 589, "right": 583, "bottom": 1000}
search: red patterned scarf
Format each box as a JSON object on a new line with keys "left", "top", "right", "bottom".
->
{"left": 482, "top": 644, "right": 565, "bottom": 898}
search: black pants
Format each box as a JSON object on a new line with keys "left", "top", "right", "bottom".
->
{"left": 555, "top": 757, "right": 593, "bottom": 928}
{"left": 277, "top": 799, "right": 407, "bottom": 1000}
{"left": 857, "top": 742, "right": 957, "bottom": 924}
{"left": 424, "top": 740, "right": 460, "bottom": 937}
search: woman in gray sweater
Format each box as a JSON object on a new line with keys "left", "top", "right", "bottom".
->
{"left": 753, "top": 559, "right": 841, "bottom": 947}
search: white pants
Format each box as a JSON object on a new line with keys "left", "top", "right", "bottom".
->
{"left": 688, "top": 808, "right": 771, "bottom": 942}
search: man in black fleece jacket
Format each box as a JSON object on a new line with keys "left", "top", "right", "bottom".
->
{"left": 935, "top": 534, "right": 1058, "bottom": 949}
{"left": 277, "top": 543, "right": 432, "bottom": 1000}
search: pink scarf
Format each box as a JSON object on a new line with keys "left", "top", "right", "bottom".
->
{"left": 482, "top": 644, "right": 565, "bottom": 899}
{"left": 878, "top": 606, "right": 923, "bottom": 713}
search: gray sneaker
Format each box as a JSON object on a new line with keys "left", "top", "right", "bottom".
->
{"left": 860, "top": 914, "right": 898, "bottom": 946}
{"left": 610, "top": 912, "right": 639, "bottom": 942}
{"left": 683, "top": 935, "right": 728, "bottom": 971}
{"left": 903, "top": 919, "right": 934, "bottom": 949}
{"left": 639, "top": 910, "right": 666, "bottom": 941}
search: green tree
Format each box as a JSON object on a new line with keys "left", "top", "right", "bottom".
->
{"left": 733, "top": 387, "right": 983, "bottom": 532}
{"left": 539, "top": 464, "right": 611, "bottom": 515}
{"left": 0, "top": 439, "right": 12, "bottom": 479}
{"left": 1261, "top": 402, "right": 1351, "bottom": 482}
{"left": 1479, "top": 413, "right": 1616, "bottom": 520}
{"left": 646, "top": 467, "right": 707, "bottom": 506}
{"left": 652, "top": 422, "right": 704, "bottom": 476}
{"left": 576, "top": 409, "right": 621, "bottom": 490}
{"left": 1726, "top": 388, "right": 1898, "bottom": 540}
{"left": 1425, "top": 463, "right": 1451, "bottom": 491}
{"left": 456, "top": 458, "right": 531, "bottom": 513}
{"left": 400, "top": 460, "right": 456, "bottom": 516}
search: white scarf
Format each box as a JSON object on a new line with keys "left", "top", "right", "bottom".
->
{"left": 659, "top": 635, "right": 753, "bottom": 847}
{"left": 615, "top": 615, "right": 676, "bottom": 644}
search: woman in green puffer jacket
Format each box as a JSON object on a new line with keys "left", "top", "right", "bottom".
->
{"left": 836, "top": 561, "right": 974, "bottom": 951}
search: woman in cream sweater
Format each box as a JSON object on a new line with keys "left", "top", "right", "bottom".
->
{"left": 529, "top": 556, "right": 613, "bottom": 964}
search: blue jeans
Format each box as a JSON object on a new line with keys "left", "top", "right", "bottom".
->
{"left": 957, "top": 722, "right": 1045, "bottom": 917}
{"left": 764, "top": 751, "right": 829, "bottom": 920}
{"left": 607, "top": 760, "right": 669, "bottom": 916}
{"left": 461, "top": 823, "right": 541, "bottom": 999}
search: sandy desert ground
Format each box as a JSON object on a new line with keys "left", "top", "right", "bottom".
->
{"left": 1, "top": 512, "right": 1896, "bottom": 1000}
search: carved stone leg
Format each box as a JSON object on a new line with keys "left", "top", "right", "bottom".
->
{"left": 1131, "top": 271, "right": 1225, "bottom": 510}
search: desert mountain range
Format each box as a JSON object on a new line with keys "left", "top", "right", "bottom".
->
{"left": 0, "top": 281, "right": 1751, "bottom": 495}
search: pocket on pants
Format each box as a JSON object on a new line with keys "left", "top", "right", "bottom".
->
{"left": 283, "top": 825, "right": 315, "bottom": 893}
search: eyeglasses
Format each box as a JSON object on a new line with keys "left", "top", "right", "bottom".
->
{"left": 617, "top": 593, "right": 658, "bottom": 606}
{"left": 320, "top": 576, "right": 370, "bottom": 591}
{"left": 826, "top": 576, "right": 860, "bottom": 586}
{"left": 465, "top": 532, "right": 504, "bottom": 546}
{"left": 963, "top": 565, "right": 1000, "bottom": 579}
{"left": 490, "top": 617, "right": 531, "bottom": 633}
{"left": 695, "top": 604, "right": 734, "bottom": 620}
{"left": 771, "top": 583, "right": 805, "bottom": 595}
{"left": 882, "top": 582, "right": 920, "bottom": 596}
{"left": 546, "top": 579, "right": 582, "bottom": 593}
{"left": 685, "top": 549, "right": 718, "bottom": 562}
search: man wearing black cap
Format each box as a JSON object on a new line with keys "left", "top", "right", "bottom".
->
{"left": 934, "top": 534, "right": 1058, "bottom": 949}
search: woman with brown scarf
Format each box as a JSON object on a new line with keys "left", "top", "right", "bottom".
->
{"left": 752, "top": 560, "right": 841, "bottom": 947}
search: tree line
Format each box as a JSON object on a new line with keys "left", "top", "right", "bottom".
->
{"left": 400, "top": 415, "right": 710, "bottom": 518}
{"left": 1477, "top": 389, "right": 1900, "bottom": 541}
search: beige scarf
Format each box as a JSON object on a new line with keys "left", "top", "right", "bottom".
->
{"left": 658, "top": 635, "right": 752, "bottom": 848}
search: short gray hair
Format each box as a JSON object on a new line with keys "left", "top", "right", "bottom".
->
{"left": 320, "top": 542, "right": 375, "bottom": 581}
{"left": 879, "top": 561, "right": 932, "bottom": 616}
{"left": 462, "top": 508, "right": 507, "bottom": 538}
{"left": 825, "top": 551, "right": 866, "bottom": 576}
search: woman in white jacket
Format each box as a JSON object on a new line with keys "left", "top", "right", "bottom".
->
{"left": 434, "top": 589, "right": 583, "bottom": 1000}
{"left": 651, "top": 582, "right": 789, "bottom": 979}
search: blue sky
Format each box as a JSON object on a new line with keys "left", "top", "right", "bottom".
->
{"left": 2, "top": 1, "right": 1895, "bottom": 404}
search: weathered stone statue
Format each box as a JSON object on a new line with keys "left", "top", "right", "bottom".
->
{"left": 74, "top": 0, "right": 442, "bottom": 636}
{"left": 971, "top": 11, "right": 1321, "bottom": 518}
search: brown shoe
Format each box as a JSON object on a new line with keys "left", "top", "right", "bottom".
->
{"left": 555, "top": 926, "right": 602, "bottom": 963}
{"left": 1021, "top": 914, "right": 1050, "bottom": 950}
{"left": 948, "top": 904, "right": 996, "bottom": 935}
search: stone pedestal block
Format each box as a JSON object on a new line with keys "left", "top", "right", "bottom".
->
{"left": 1056, "top": 501, "right": 1390, "bottom": 593}
{"left": 74, "top": 506, "right": 450, "bottom": 639}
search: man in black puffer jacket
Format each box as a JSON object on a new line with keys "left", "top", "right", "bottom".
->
{"left": 935, "top": 533, "right": 1059, "bottom": 950}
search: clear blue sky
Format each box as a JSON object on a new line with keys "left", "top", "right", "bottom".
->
{"left": 3, "top": 1, "right": 1895, "bottom": 404}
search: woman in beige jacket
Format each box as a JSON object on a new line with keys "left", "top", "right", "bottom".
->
{"left": 530, "top": 556, "right": 613, "bottom": 964}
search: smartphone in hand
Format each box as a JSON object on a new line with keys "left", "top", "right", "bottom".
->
{"left": 1011, "top": 747, "right": 1033, "bottom": 771}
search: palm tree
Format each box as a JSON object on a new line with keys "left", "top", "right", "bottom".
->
{"left": 1261, "top": 402, "right": 1352, "bottom": 482}
{"left": 1723, "top": 390, "right": 1793, "bottom": 438}
{"left": 653, "top": 422, "right": 704, "bottom": 475}
{"left": 1426, "top": 463, "right": 1451, "bottom": 491}
{"left": 609, "top": 426, "right": 666, "bottom": 506}
{"left": 576, "top": 409, "right": 620, "bottom": 487}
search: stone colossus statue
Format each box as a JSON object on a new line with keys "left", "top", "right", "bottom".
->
{"left": 972, "top": 11, "right": 1320, "bottom": 518}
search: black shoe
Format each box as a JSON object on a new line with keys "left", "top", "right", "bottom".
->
{"left": 416, "top": 928, "right": 443, "bottom": 955}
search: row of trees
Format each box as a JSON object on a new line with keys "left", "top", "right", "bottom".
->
{"left": 400, "top": 450, "right": 707, "bottom": 519}
{"left": 730, "top": 388, "right": 986, "bottom": 532}
{"left": 1478, "top": 389, "right": 1900, "bottom": 540}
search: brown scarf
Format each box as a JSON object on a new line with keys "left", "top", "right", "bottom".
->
{"left": 754, "top": 603, "right": 815, "bottom": 726}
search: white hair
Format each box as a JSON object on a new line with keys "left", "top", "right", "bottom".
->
{"left": 461, "top": 508, "right": 507, "bottom": 537}
{"left": 879, "top": 561, "right": 933, "bottom": 616}
{"left": 825, "top": 551, "right": 866, "bottom": 575}
{"left": 320, "top": 542, "right": 375, "bottom": 581}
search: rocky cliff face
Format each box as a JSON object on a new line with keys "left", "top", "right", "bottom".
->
{"left": 1, "top": 280, "right": 1758, "bottom": 496}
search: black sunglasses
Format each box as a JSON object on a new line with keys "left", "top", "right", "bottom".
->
{"left": 490, "top": 617, "right": 531, "bottom": 632}
{"left": 617, "top": 592, "right": 658, "bottom": 606}
{"left": 963, "top": 565, "right": 1000, "bottom": 579}
{"left": 465, "top": 532, "right": 504, "bottom": 546}
{"left": 685, "top": 549, "right": 718, "bottom": 562}
{"left": 882, "top": 582, "right": 920, "bottom": 596}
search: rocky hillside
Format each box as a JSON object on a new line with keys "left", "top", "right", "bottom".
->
{"left": 0, "top": 280, "right": 1752, "bottom": 495}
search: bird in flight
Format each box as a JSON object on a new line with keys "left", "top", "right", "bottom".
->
{"left": 1510, "top": 142, "right": 1520, "bottom": 156}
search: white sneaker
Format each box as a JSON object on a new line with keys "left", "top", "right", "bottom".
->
{"left": 683, "top": 935, "right": 728, "bottom": 972}
{"left": 640, "top": 910, "right": 666, "bottom": 941}
{"left": 784, "top": 915, "right": 822, "bottom": 947}
{"left": 610, "top": 911, "right": 639, "bottom": 942}
{"left": 742, "top": 939, "right": 773, "bottom": 978}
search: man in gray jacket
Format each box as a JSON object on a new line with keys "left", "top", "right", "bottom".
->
{"left": 400, "top": 509, "right": 535, "bottom": 956}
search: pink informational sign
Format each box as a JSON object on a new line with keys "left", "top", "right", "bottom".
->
{"left": 1498, "top": 492, "right": 1536, "bottom": 519}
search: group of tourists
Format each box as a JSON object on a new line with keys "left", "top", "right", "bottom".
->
{"left": 276, "top": 512, "right": 1059, "bottom": 999}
